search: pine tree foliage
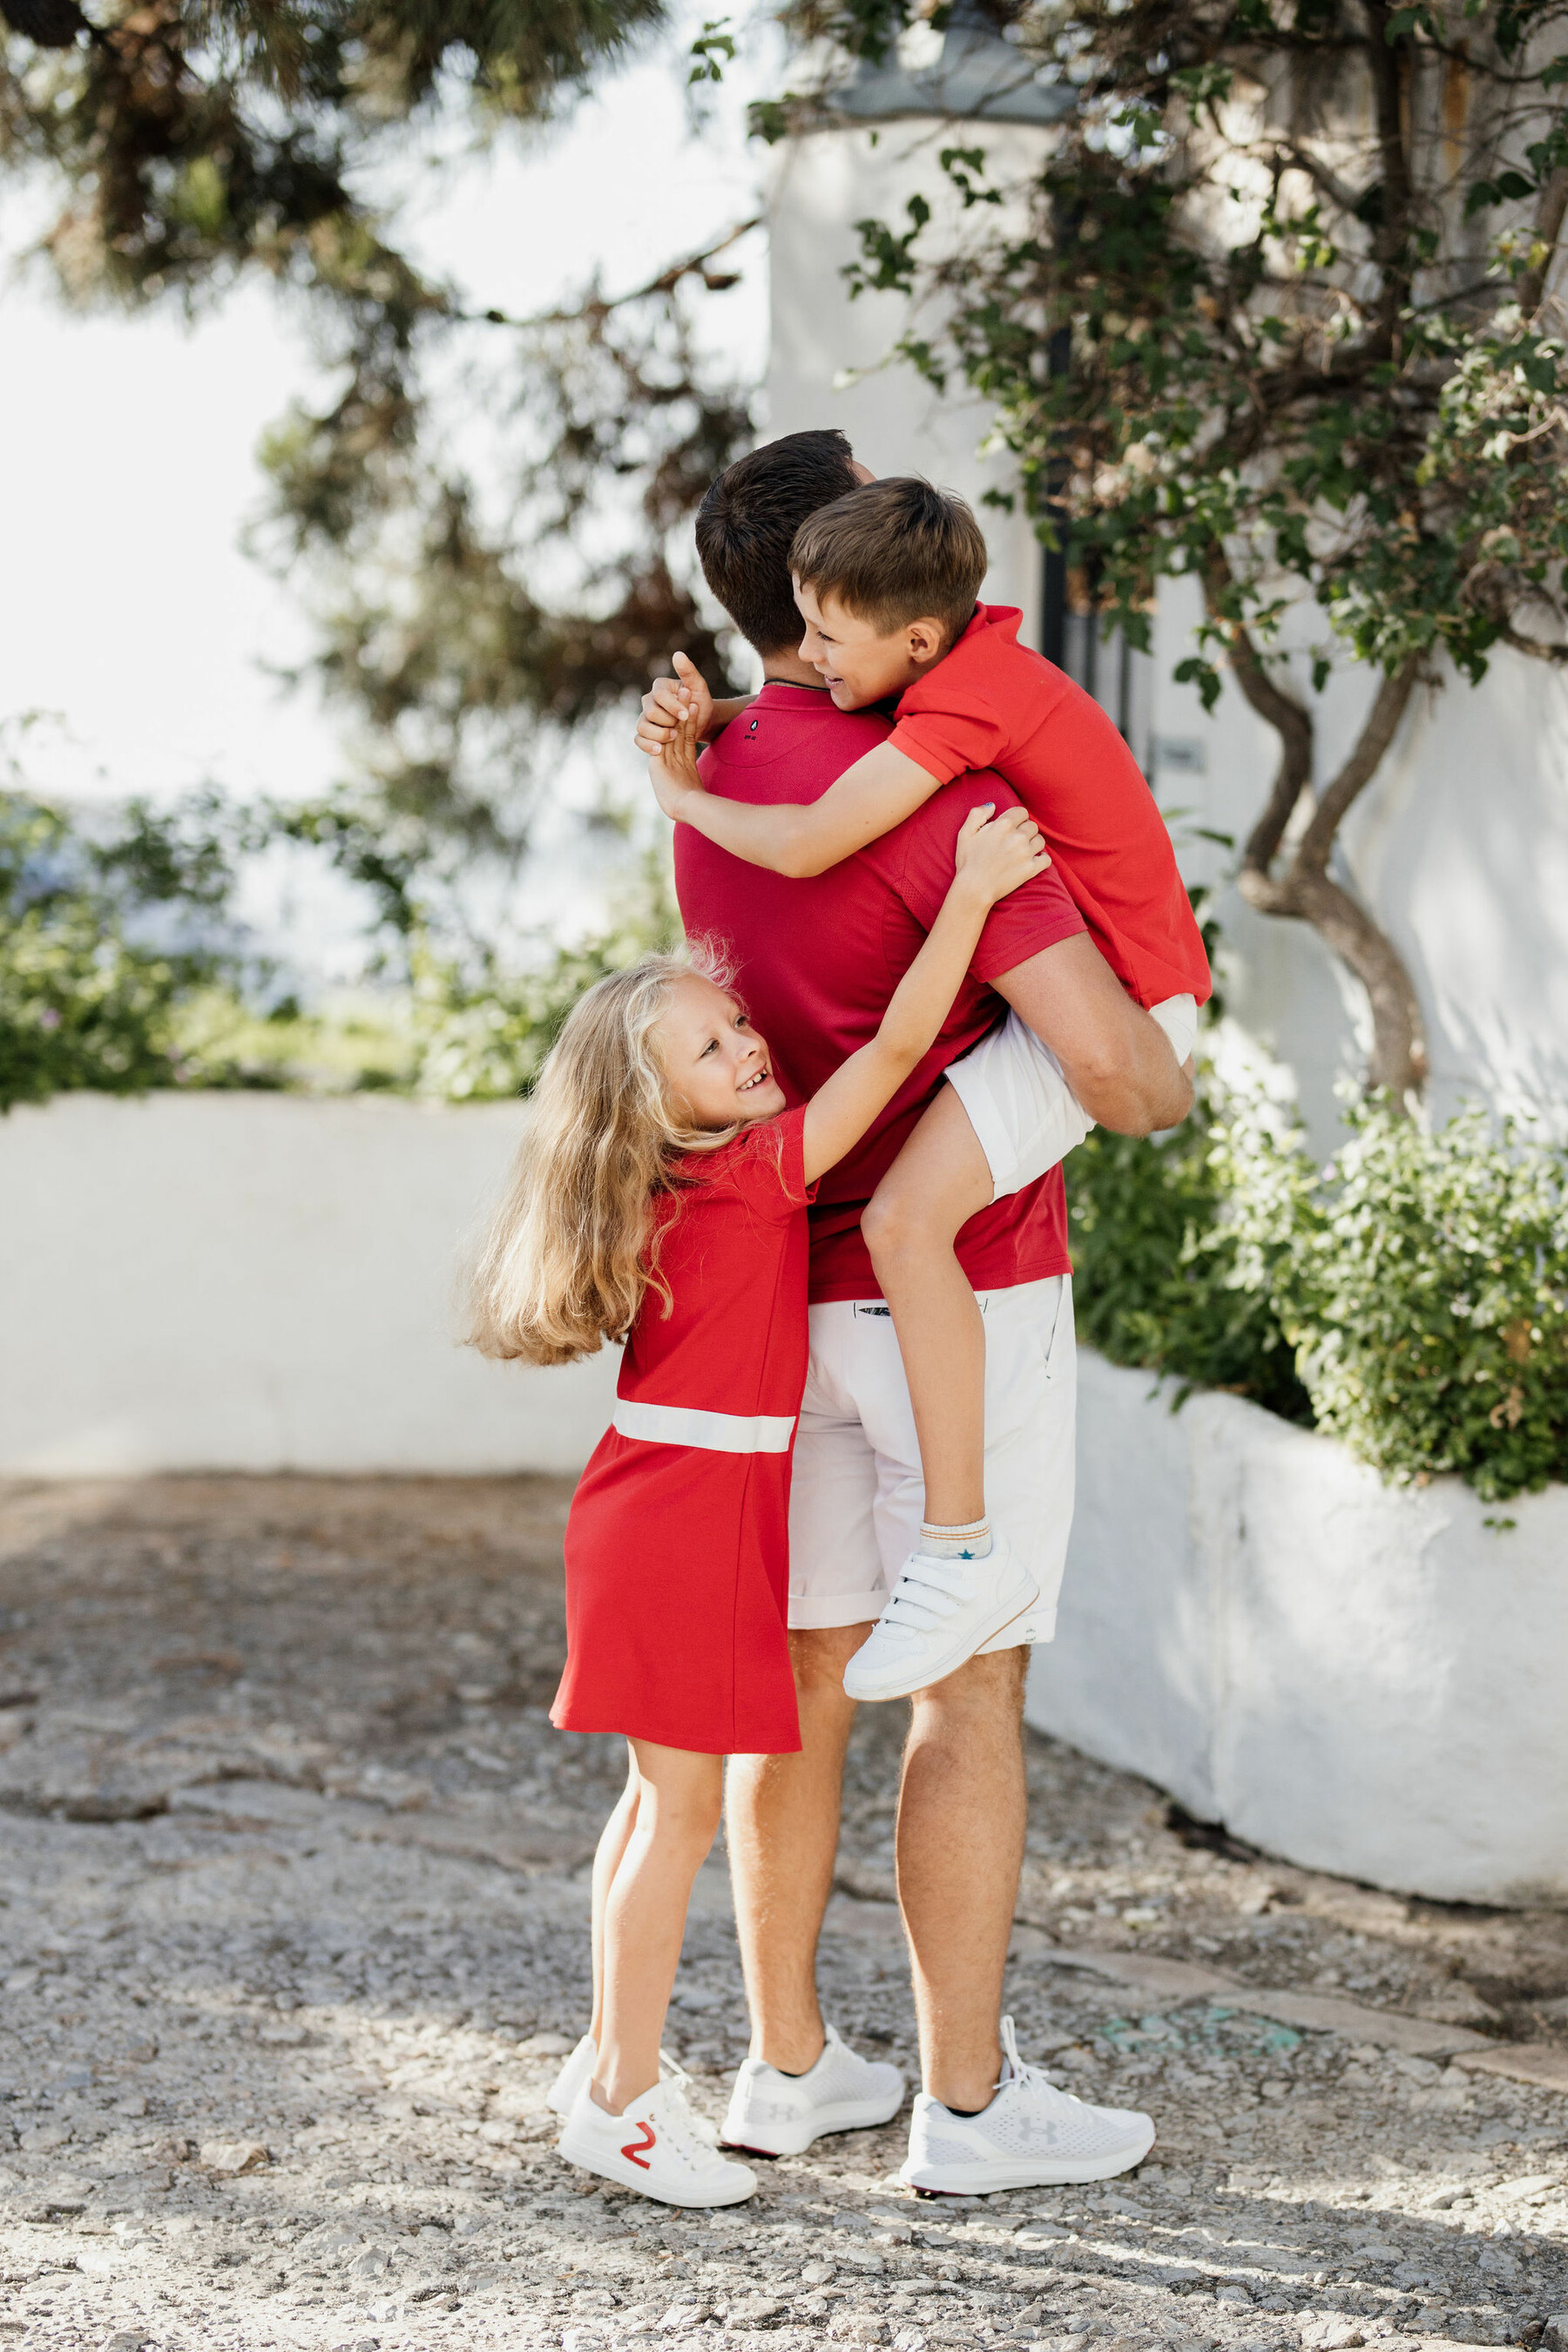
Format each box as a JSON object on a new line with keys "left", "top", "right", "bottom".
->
{"left": 1, "top": 0, "right": 757, "bottom": 914}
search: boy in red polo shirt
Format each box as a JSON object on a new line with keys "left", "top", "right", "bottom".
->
{"left": 649, "top": 476, "right": 1208, "bottom": 1704}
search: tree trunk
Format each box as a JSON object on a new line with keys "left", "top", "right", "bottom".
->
{"left": 1213, "top": 599, "right": 1429, "bottom": 1103}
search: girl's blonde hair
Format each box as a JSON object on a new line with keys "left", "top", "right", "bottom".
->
{"left": 463, "top": 946, "right": 740, "bottom": 1366}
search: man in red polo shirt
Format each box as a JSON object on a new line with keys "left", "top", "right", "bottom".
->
{"left": 637, "top": 429, "right": 1191, "bottom": 2194}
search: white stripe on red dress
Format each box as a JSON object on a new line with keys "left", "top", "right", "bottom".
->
{"left": 612, "top": 1401, "right": 796, "bottom": 1455}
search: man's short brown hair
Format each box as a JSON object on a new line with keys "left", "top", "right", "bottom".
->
{"left": 789, "top": 476, "right": 987, "bottom": 648}
{"left": 695, "top": 429, "right": 862, "bottom": 656}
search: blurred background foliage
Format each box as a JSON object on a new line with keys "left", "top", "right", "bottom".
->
{"left": 1070, "top": 1071, "right": 1568, "bottom": 1502}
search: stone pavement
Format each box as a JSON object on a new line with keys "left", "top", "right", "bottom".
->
{"left": 1, "top": 1476, "right": 1566, "bottom": 2352}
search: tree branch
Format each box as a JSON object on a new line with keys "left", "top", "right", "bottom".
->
{"left": 1297, "top": 657, "right": 1421, "bottom": 871}
{"left": 457, "top": 218, "right": 764, "bottom": 335}
{"left": 1517, "top": 165, "right": 1568, "bottom": 322}
{"left": 1206, "top": 576, "right": 1315, "bottom": 876}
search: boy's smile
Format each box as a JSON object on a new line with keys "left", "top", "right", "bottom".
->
{"left": 793, "top": 579, "right": 951, "bottom": 712}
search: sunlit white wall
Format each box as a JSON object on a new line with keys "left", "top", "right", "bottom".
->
{"left": 767, "top": 116, "right": 1051, "bottom": 632}
{"left": 1146, "top": 582, "right": 1568, "bottom": 1145}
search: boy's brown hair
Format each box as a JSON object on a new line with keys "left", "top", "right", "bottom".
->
{"left": 789, "top": 476, "right": 987, "bottom": 648}
{"left": 696, "top": 429, "right": 862, "bottom": 655}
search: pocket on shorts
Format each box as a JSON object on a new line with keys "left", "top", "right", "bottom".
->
{"left": 1037, "top": 1274, "right": 1072, "bottom": 1382}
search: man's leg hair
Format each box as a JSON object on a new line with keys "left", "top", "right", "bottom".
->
{"left": 897, "top": 1642, "right": 1029, "bottom": 2112}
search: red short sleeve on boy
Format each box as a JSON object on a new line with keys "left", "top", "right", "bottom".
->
{"left": 889, "top": 605, "right": 1212, "bottom": 1010}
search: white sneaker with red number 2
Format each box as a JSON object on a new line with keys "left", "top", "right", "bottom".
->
{"left": 558, "top": 2076, "right": 756, "bottom": 2206}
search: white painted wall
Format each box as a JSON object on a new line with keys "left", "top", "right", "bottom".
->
{"left": 0, "top": 1094, "right": 620, "bottom": 1477}
{"left": 766, "top": 119, "right": 1050, "bottom": 635}
{"left": 1146, "top": 584, "right": 1568, "bottom": 1149}
{"left": 1027, "top": 1350, "right": 1568, "bottom": 1908}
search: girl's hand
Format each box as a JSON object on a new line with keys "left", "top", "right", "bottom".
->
{"left": 648, "top": 700, "right": 707, "bottom": 821}
{"left": 952, "top": 802, "right": 1051, "bottom": 905}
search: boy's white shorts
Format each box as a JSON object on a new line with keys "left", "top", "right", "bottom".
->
{"left": 946, "top": 994, "right": 1198, "bottom": 1200}
{"left": 787, "top": 1275, "right": 1075, "bottom": 1645}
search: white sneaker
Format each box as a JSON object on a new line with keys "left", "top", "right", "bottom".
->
{"left": 901, "top": 2017, "right": 1154, "bottom": 2194}
{"left": 546, "top": 2032, "right": 597, "bottom": 2117}
{"left": 842, "top": 1534, "right": 1038, "bottom": 1702}
{"left": 546, "top": 2035, "right": 718, "bottom": 2142}
{"left": 558, "top": 2077, "right": 755, "bottom": 2206}
{"left": 721, "top": 2023, "right": 904, "bottom": 2156}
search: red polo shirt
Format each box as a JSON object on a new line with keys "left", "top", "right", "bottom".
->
{"left": 673, "top": 679, "right": 1085, "bottom": 1303}
{"left": 890, "top": 605, "right": 1212, "bottom": 1010}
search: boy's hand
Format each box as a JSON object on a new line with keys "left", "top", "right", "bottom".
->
{"left": 636, "top": 651, "right": 714, "bottom": 755}
{"left": 648, "top": 700, "right": 706, "bottom": 822}
{"left": 952, "top": 803, "right": 1051, "bottom": 906}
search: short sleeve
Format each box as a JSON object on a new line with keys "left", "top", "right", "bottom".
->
{"left": 889, "top": 696, "right": 1010, "bottom": 787}
{"left": 892, "top": 778, "right": 1085, "bottom": 981}
{"left": 725, "top": 1106, "right": 816, "bottom": 1219}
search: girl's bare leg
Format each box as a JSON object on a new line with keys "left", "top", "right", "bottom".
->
{"left": 861, "top": 1084, "right": 995, "bottom": 1530}
{"left": 592, "top": 1739, "right": 723, "bottom": 2113}
{"left": 588, "top": 1745, "right": 641, "bottom": 2045}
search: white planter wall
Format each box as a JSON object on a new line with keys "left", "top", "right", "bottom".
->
{"left": 1028, "top": 1349, "right": 1568, "bottom": 1909}
{"left": 0, "top": 1093, "right": 619, "bottom": 1476}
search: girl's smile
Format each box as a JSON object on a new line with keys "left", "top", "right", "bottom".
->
{"left": 657, "top": 970, "right": 788, "bottom": 1130}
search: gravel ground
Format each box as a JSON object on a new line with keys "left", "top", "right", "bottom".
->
{"left": 2, "top": 1474, "right": 1566, "bottom": 2352}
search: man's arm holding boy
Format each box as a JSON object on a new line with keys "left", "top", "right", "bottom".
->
{"left": 997, "top": 937, "right": 1193, "bottom": 1136}
{"left": 886, "top": 781, "right": 1193, "bottom": 1140}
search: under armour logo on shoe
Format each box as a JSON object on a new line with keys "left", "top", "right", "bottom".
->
{"left": 621, "top": 2119, "right": 657, "bottom": 2167}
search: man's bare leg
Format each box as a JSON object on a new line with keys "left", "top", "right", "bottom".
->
{"left": 896, "top": 1644, "right": 1029, "bottom": 2110}
{"left": 862, "top": 1085, "right": 994, "bottom": 1528}
{"left": 726, "top": 1623, "right": 870, "bottom": 2072}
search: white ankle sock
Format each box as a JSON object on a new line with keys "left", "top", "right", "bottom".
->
{"left": 920, "top": 1518, "right": 992, "bottom": 1560}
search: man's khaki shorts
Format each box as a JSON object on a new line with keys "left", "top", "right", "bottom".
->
{"left": 786, "top": 1274, "right": 1076, "bottom": 1646}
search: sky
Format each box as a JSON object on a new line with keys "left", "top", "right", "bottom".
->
{"left": 0, "top": 15, "right": 772, "bottom": 967}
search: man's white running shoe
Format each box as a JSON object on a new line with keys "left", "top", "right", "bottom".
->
{"left": 721, "top": 2023, "right": 904, "bottom": 2155}
{"left": 558, "top": 2077, "right": 755, "bottom": 2207}
{"left": 842, "top": 1534, "right": 1039, "bottom": 1702}
{"left": 546, "top": 2036, "right": 718, "bottom": 2141}
{"left": 901, "top": 2017, "right": 1154, "bottom": 2194}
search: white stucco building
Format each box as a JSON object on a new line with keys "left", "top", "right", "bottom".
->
{"left": 764, "top": 22, "right": 1568, "bottom": 1146}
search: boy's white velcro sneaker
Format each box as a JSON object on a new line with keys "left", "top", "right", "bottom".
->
{"left": 901, "top": 2017, "right": 1154, "bottom": 2194}
{"left": 721, "top": 2022, "right": 904, "bottom": 2156}
{"left": 842, "top": 1533, "right": 1038, "bottom": 1702}
{"left": 558, "top": 2077, "right": 755, "bottom": 2207}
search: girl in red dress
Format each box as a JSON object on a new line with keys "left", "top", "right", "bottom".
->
{"left": 465, "top": 729, "right": 1046, "bottom": 2207}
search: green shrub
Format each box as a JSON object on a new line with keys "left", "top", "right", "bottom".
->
{"left": 1066, "top": 1115, "right": 1311, "bottom": 1423}
{"left": 1071, "top": 1074, "right": 1568, "bottom": 1503}
{"left": 1222, "top": 1094, "right": 1568, "bottom": 1504}
{"left": 0, "top": 793, "right": 257, "bottom": 1112}
{"left": 407, "top": 854, "right": 680, "bottom": 1100}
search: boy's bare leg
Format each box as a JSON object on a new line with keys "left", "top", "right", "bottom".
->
{"left": 726, "top": 1624, "right": 868, "bottom": 2072}
{"left": 587, "top": 1744, "right": 641, "bottom": 2046}
{"left": 897, "top": 1644, "right": 1029, "bottom": 2108}
{"left": 862, "top": 1084, "right": 995, "bottom": 1528}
